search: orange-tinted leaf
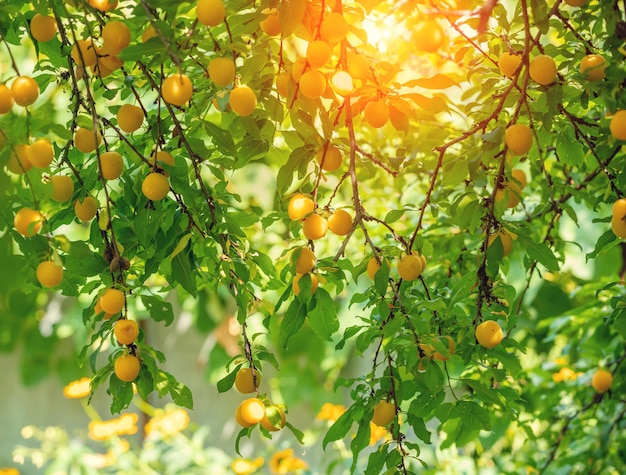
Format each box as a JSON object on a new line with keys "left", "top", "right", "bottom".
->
{"left": 279, "top": 0, "right": 307, "bottom": 37}
{"left": 404, "top": 74, "right": 459, "bottom": 89}
{"left": 389, "top": 104, "right": 409, "bottom": 133}
{"left": 403, "top": 93, "right": 449, "bottom": 114}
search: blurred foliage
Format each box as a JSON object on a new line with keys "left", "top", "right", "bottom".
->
{"left": 0, "top": 0, "right": 625, "bottom": 473}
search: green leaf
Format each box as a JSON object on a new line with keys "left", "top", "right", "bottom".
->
{"left": 374, "top": 260, "right": 390, "bottom": 296}
{"left": 460, "top": 378, "right": 505, "bottom": 408}
{"left": 323, "top": 405, "right": 355, "bottom": 449}
{"left": 409, "top": 392, "right": 445, "bottom": 418}
{"left": 235, "top": 427, "right": 254, "bottom": 456}
{"left": 612, "top": 308, "right": 626, "bottom": 340}
{"left": 350, "top": 418, "right": 371, "bottom": 471}
{"left": 169, "top": 233, "right": 193, "bottom": 260}
{"left": 307, "top": 288, "right": 339, "bottom": 341}
{"left": 449, "top": 272, "right": 476, "bottom": 308}
{"left": 168, "top": 380, "right": 194, "bottom": 409}
{"left": 108, "top": 374, "right": 134, "bottom": 414}
{"left": 217, "top": 364, "right": 241, "bottom": 393}
{"left": 203, "top": 120, "right": 237, "bottom": 157}
{"left": 141, "top": 295, "right": 174, "bottom": 326}
{"left": 587, "top": 228, "right": 617, "bottom": 261}
{"left": 384, "top": 209, "right": 406, "bottom": 223}
{"left": 285, "top": 421, "right": 305, "bottom": 444}
{"left": 365, "top": 445, "right": 389, "bottom": 475}
{"left": 171, "top": 248, "right": 197, "bottom": 296}
{"left": 441, "top": 400, "right": 492, "bottom": 449}
{"left": 276, "top": 146, "right": 313, "bottom": 193}
{"left": 530, "top": 0, "right": 549, "bottom": 33}
{"left": 279, "top": 299, "right": 307, "bottom": 349}
{"left": 517, "top": 235, "right": 560, "bottom": 271}
{"left": 556, "top": 131, "right": 584, "bottom": 166}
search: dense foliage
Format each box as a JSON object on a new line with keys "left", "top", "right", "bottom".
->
{"left": 1, "top": 0, "right": 625, "bottom": 473}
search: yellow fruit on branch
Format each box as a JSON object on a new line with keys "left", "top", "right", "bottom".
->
{"left": 51, "top": 175, "right": 74, "bottom": 202}
{"left": 366, "top": 256, "right": 386, "bottom": 280}
{"left": 74, "top": 196, "right": 98, "bottom": 221}
{"left": 529, "top": 54, "right": 557, "bottom": 85}
{"left": 276, "top": 71, "right": 291, "bottom": 97}
{"left": 7, "top": 144, "right": 32, "bottom": 174}
{"left": 397, "top": 252, "right": 423, "bottom": 281}
{"left": 580, "top": 54, "right": 606, "bottom": 81}
{"left": 260, "top": 13, "right": 281, "bottom": 36}
{"left": 609, "top": 110, "right": 626, "bottom": 141}
{"left": 114, "top": 353, "right": 140, "bottom": 382}
{"left": 27, "top": 138, "right": 54, "bottom": 168}
{"left": 151, "top": 150, "right": 176, "bottom": 174}
{"left": 320, "top": 12, "right": 349, "bottom": 44}
{"left": 99, "top": 288, "right": 125, "bottom": 315}
{"left": 413, "top": 20, "right": 444, "bottom": 52}
{"left": 229, "top": 85, "right": 257, "bottom": 116}
{"left": 209, "top": 57, "right": 236, "bottom": 87}
{"left": 14, "top": 207, "right": 43, "bottom": 237}
{"left": 11, "top": 76, "right": 40, "bottom": 107}
{"left": 235, "top": 403, "right": 255, "bottom": 428}
{"left": 327, "top": 209, "right": 353, "bottom": 236}
{"left": 162, "top": 73, "right": 193, "bottom": 107}
{"left": 292, "top": 247, "right": 316, "bottom": 274}
{"left": 74, "top": 127, "right": 102, "bottom": 153}
{"left": 487, "top": 230, "right": 514, "bottom": 257}
{"left": 142, "top": 24, "right": 157, "bottom": 42}
{"left": 36, "top": 261, "right": 63, "bottom": 287}
{"left": 611, "top": 198, "right": 626, "bottom": 238}
{"left": 117, "top": 104, "right": 144, "bottom": 133}
{"left": 260, "top": 404, "right": 286, "bottom": 431}
{"left": 238, "top": 397, "right": 266, "bottom": 425}
{"left": 498, "top": 52, "right": 522, "bottom": 78}
{"left": 89, "top": 0, "right": 118, "bottom": 12}
{"left": 292, "top": 273, "right": 319, "bottom": 296}
{"left": 287, "top": 194, "right": 314, "bottom": 221}
{"left": 94, "top": 300, "right": 113, "bottom": 320}
{"left": 364, "top": 99, "right": 389, "bottom": 128}
{"left": 142, "top": 172, "right": 170, "bottom": 201}
{"left": 234, "top": 367, "right": 261, "bottom": 394}
{"left": 496, "top": 169, "right": 526, "bottom": 208}
{"left": 591, "top": 368, "right": 612, "bottom": 393}
{"left": 0, "top": 84, "right": 14, "bottom": 114}
{"left": 475, "top": 320, "right": 503, "bottom": 348}
{"left": 504, "top": 123, "right": 532, "bottom": 155}
{"left": 348, "top": 54, "right": 370, "bottom": 81}
{"left": 330, "top": 70, "right": 354, "bottom": 96}
{"left": 99, "top": 151, "right": 124, "bottom": 180}
{"left": 298, "top": 70, "right": 327, "bottom": 100}
{"left": 197, "top": 0, "right": 225, "bottom": 27}
{"left": 114, "top": 319, "right": 139, "bottom": 345}
{"left": 420, "top": 335, "right": 456, "bottom": 361}
{"left": 30, "top": 13, "right": 57, "bottom": 42}
{"left": 102, "top": 21, "right": 131, "bottom": 55}
{"left": 302, "top": 213, "right": 328, "bottom": 240}
{"left": 71, "top": 39, "right": 97, "bottom": 67}
{"left": 316, "top": 145, "right": 342, "bottom": 172}
{"left": 511, "top": 169, "right": 528, "bottom": 189}
{"left": 371, "top": 400, "right": 395, "bottom": 426}
{"left": 306, "top": 40, "right": 332, "bottom": 69}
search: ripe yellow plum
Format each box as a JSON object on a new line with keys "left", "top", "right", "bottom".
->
{"left": 229, "top": 86, "right": 257, "bottom": 116}
{"left": 475, "top": 320, "right": 503, "bottom": 348}
{"left": 162, "top": 74, "right": 193, "bottom": 107}
{"left": 529, "top": 55, "right": 557, "bottom": 85}
{"left": 209, "top": 57, "right": 236, "bottom": 87}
